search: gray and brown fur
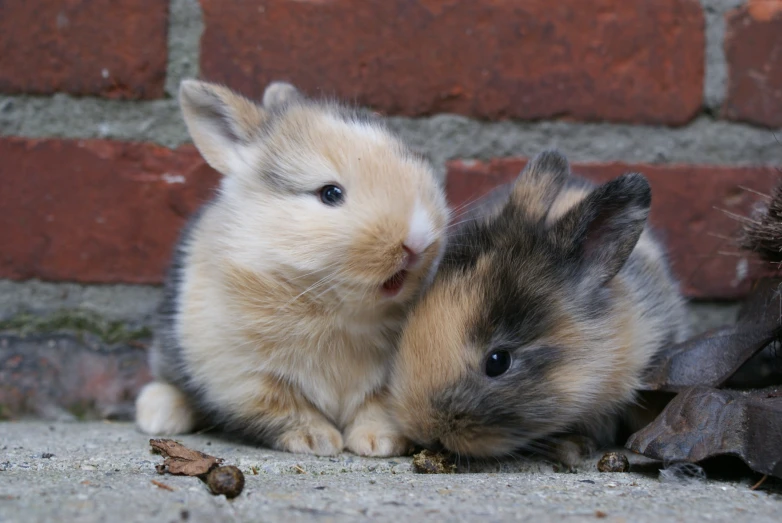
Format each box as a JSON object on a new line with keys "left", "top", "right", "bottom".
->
{"left": 388, "top": 150, "right": 689, "bottom": 460}
{"left": 134, "top": 79, "right": 449, "bottom": 457}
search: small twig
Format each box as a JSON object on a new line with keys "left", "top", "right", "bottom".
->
{"left": 151, "top": 480, "right": 176, "bottom": 492}
{"left": 293, "top": 464, "right": 307, "bottom": 474}
{"left": 750, "top": 475, "right": 768, "bottom": 491}
{"left": 737, "top": 185, "right": 771, "bottom": 199}
{"left": 714, "top": 206, "right": 755, "bottom": 224}
{"left": 707, "top": 232, "right": 740, "bottom": 242}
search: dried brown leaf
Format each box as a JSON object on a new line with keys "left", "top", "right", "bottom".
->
{"left": 149, "top": 439, "right": 223, "bottom": 476}
{"left": 641, "top": 277, "right": 782, "bottom": 392}
{"left": 626, "top": 387, "right": 782, "bottom": 479}
{"left": 640, "top": 326, "right": 776, "bottom": 391}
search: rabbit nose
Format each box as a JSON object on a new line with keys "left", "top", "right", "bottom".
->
{"left": 402, "top": 244, "right": 419, "bottom": 269}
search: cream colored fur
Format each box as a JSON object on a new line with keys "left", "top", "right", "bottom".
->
{"left": 135, "top": 381, "right": 197, "bottom": 435}
{"left": 135, "top": 80, "right": 449, "bottom": 457}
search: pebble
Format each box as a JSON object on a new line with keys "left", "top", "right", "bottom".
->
{"left": 597, "top": 452, "right": 629, "bottom": 473}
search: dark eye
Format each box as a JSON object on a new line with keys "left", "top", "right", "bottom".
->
{"left": 319, "top": 184, "right": 344, "bottom": 206}
{"left": 485, "top": 350, "right": 512, "bottom": 378}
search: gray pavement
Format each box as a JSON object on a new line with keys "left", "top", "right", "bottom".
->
{"left": 0, "top": 421, "right": 780, "bottom": 523}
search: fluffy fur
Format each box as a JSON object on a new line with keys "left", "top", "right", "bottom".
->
{"left": 388, "top": 150, "right": 689, "bottom": 462}
{"left": 135, "top": 79, "right": 449, "bottom": 457}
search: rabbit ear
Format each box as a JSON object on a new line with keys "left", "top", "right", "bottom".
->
{"left": 511, "top": 150, "right": 570, "bottom": 222}
{"left": 262, "top": 81, "right": 304, "bottom": 109}
{"left": 553, "top": 173, "right": 652, "bottom": 288}
{"left": 179, "top": 79, "right": 267, "bottom": 176}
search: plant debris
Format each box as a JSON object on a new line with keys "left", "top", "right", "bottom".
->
{"left": 659, "top": 462, "right": 707, "bottom": 483}
{"left": 412, "top": 449, "right": 456, "bottom": 474}
{"left": 206, "top": 466, "right": 245, "bottom": 499}
{"left": 751, "top": 475, "right": 769, "bottom": 490}
{"left": 149, "top": 439, "right": 246, "bottom": 498}
{"left": 625, "top": 182, "right": 782, "bottom": 480}
{"left": 151, "top": 479, "right": 175, "bottom": 492}
{"left": 597, "top": 452, "right": 629, "bottom": 473}
{"left": 150, "top": 439, "right": 222, "bottom": 476}
{"left": 740, "top": 182, "right": 782, "bottom": 262}
{"left": 640, "top": 326, "right": 777, "bottom": 392}
{"left": 627, "top": 386, "right": 782, "bottom": 478}
{"left": 641, "top": 278, "right": 782, "bottom": 392}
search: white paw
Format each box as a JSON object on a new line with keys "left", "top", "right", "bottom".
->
{"left": 277, "top": 422, "right": 344, "bottom": 456}
{"left": 344, "top": 424, "right": 411, "bottom": 458}
{"left": 135, "top": 381, "right": 197, "bottom": 435}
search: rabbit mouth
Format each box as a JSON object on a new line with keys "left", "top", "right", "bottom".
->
{"left": 381, "top": 270, "right": 408, "bottom": 297}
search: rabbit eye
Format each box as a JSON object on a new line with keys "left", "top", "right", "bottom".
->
{"left": 485, "top": 350, "right": 512, "bottom": 377}
{"left": 319, "top": 184, "right": 344, "bottom": 206}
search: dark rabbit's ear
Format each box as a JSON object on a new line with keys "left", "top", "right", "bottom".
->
{"left": 511, "top": 150, "right": 570, "bottom": 222}
{"left": 553, "top": 173, "right": 652, "bottom": 288}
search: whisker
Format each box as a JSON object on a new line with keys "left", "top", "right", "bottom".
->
{"left": 285, "top": 260, "right": 344, "bottom": 281}
{"left": 445, "top": 214, "right": 492, "bottom": 231}
{"left": 449, "top": 193, "right": 488, "bottom": 215}
{"left": 281, "top": 263, "right": 359, "bottom": 308}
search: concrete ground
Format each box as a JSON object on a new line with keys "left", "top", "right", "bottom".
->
{"left": 0, "top": 422, "right": 780, "bottom": 523}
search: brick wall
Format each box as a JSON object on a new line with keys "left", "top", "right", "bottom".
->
{"left": 1, "top": 0, "right": 781, "bottom": 301}
{"left": 2, "top": 0, "right": 781, "bottom": 420}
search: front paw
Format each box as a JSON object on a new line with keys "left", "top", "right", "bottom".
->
{"left": 344, "top": 423, "right": 411, "bottom": 458}
{"left": 277, "top": 421, "right": 344, "bottom": 456}
{"left": 552, "top": 434, "right": 597, "bottom": 472}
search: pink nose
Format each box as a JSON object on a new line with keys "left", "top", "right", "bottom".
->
{"left": 402, "top": 244, "right": 419, "bottom": 269}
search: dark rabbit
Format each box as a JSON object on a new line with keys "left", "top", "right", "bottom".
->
{"left": 388, "top": 150, "right": 689, "bottom": 463}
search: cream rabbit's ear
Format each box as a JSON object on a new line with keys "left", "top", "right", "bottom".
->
{"left": 179, "top": 79, "right": 267, "bottom": 176}
{"left": 262, "top": 81, "right": 304, "bottom": 109}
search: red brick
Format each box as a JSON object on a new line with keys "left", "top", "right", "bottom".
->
{"left": 447, "top": 158, "right": 781, "bottom": 299}
{"left": 724, "top": 1, "right": 782, "bottom": 127}
{"left": 199, "top": 0, "right": 704, "bottom": 125}
{"left": 0, "top": 138, "right": 219, "bottom": 284}
{"left": 0, "top": 0, "right": 168, "bottom": 99}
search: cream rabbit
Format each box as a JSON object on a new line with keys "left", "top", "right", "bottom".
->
{"left": 135, "top": 80, "right": 449, "bottom": 457}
